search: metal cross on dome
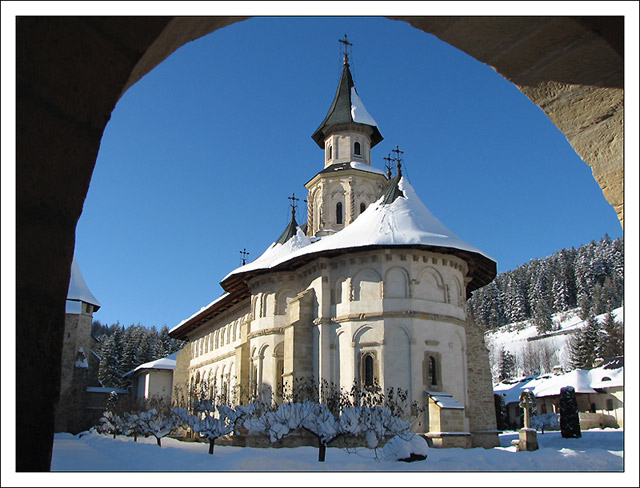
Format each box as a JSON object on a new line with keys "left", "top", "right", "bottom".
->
{"left": 288, "top": 192, "right": 300, "bottom": 218}
{"left": 391, "top": 145, "right": 404, "bottom": 175}
{"left": 383, "top": 153, "right": 393, "bottom": 179}
{"left": 239, "top": 248, "right": 250, "bottom": 266}
{"left": 339, "top": 34, "right": 352, "bottom": 65}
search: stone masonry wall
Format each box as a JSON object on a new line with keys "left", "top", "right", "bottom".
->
{"left": 464, "top": 319, "right": 499, "bottom": 448}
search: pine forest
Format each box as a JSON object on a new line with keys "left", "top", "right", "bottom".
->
{"left": 92, "top": 322, "right": 185, "bottom": 390}
{"left": 467, "top": 234, "right": 623, "bottom": 332}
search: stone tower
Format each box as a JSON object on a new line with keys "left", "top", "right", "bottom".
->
{"left": 55, "top": 257, "right": 101, "bottom": 434}
{"left": 306, "top": 51, "right": 387, "bottom": 237}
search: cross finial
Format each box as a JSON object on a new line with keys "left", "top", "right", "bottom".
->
{"left": 339, "top": 34, "right": 352, "bottom": 65}
{"left": 240, "top": 248, "right": 250, "bottom": 266}
{"left": 288, "top": 192, "right": 300, "bottom": 218}
{"left": 383, "top": 153, "right": 393, "bottom": 179}
{"left": 391, "top": 145, "right": 404, "bottom": 176}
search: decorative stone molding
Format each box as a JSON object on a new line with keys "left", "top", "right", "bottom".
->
{"left": 190, "top": 349, "right": 236, "bottom": 368}
{"left": 333, "top": 311, "right": 467, "bottom": 327}
{"left": 247, "top": 327, "right": 285, "bottom": 340}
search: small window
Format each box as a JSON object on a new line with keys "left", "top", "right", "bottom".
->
{"left": 606, "top": 399, "right": 614, "bottom": 411}
{"left": 354, "top": 141, "right": 361, "bottom": 156}
{"left": 336, "top": 202, "right": 343, "bottom": 224}
{"left": 360, "top": 202, "right": 366, "bottom": 214}
{"left": 364, "top": 354, "right": 374, "bottom": 387}
{"left": 590, "top": 403, "right": 596, "bottom": 413}
{"left": 428, "top": 356, "right": 437, "bottom": 386}
{"left": 327, "top": 145, "right": 332, "bottom": 160}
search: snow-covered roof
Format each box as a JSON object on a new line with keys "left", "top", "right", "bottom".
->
{"left": 495, "top": 364, "right": 624, "bottom": 404}
{"left": 426, "top": 391, "right": 464, "bottom": 409}
{"left": 532, "top": 369, "right": 597, "bottom": 397}
{"left": 66, "top": 257, "right": 101, "bottom": 310}
{"left": 311, "top": 62, "right": 383, "bottom": 148}
{"left": 169, "top": 292, "right": 231, "bottom": 334}
{"left": 223, "top": 227, "right": 312, "bottom": 278}
{"left": 349, "top": 161, "right": 386, "bottom": 176}
{"left": 493, "top": 376, "right": 545, "bottom": 406}
{"left": 350, "top": 87, "right": 378, "bottom": 127}
{"left": 588, "top": 365, "right": 623, "bottom": 389}
{"left": 122, "top": 356, "right": 176, "bottom": 377}
{"left": 223, "top": 176, "right": 495, "bottom": 285}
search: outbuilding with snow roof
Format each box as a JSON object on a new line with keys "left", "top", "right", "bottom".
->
{"left": 124, "top": 353, "right": 177, "bottom": 402}
{"left": 169, "top": 39, "right": 499, "bottom": 449}
{"left": 494, "top": 357, "right": 624, "bottom": 430}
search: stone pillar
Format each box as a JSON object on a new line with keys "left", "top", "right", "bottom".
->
{"left": 464, "top": 319, "right": 500, "bottom": 448}
{"left": 171, "top": 347, "right": 192, "bottom": 408}
{"left": 234, "top": 342, "right": 250, "bottom": 404}
{"left": 283, "top": 289, "right": 316, "bottom": 398}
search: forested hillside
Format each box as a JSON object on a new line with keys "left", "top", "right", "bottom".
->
{"left": 467, "top": 235, "right": 623, "bottom": 332}
{"left": 92, "top": 322, "right": 185, "bottom": 389}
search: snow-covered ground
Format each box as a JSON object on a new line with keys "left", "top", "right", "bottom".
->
{"left": 48, "top": 428, "right": 625, "bottom": 472}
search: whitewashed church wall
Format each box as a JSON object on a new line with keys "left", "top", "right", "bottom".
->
{"left": 184, "top": 300, "right": 249, "bottom": 378}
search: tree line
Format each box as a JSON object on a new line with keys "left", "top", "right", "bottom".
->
{"left": 467, "top": 234, "right": 623, "bottom": 332}
{"left": 92, "top": 321, "right": 185, "bottom": 389}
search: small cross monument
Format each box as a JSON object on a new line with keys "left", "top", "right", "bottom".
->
{"left": 514, "top": 390, "right": 539, "bottom": 452}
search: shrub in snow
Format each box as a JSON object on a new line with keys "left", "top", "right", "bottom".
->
{"left": 217, "top": 403, "right": 258, "bottom": 435}
{"left": 559, "top": 386, "right": 581, "bottom": 438}
{"left": 172, "top": 406, "right": 234, "bottom": 454}
{"left": 139, "top": 408, "right": 178, "bottom": 446}
{"left": 300, "top": 401, "right": 341, "bottom": 462}
{"left": 530, "top": 413, "right": 560, "bottom": 434}
{"left": 339, "top": 405, "right": 410, "bottom": 451}
{"left": 97, "top": 410, "right": 126, "bottom": 439}
{"left": 244, "top": 402, "right": 309, "bottom": 443}
{"left": 381, "top": 433, "right": 428, "bottom": 463}
{"left": 365, "top": 406, "right": 411, "bottom": 449}
{"left": 123, "top": 412, "right": 147, "bottom": 442}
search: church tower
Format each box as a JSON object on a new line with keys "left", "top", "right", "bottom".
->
{"left": 306, "top": 36, "right": 387, "bottom": 237}
{"left": 55, "top": 257, "right": 102, "bottom": 434}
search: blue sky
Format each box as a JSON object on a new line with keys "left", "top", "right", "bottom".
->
{"left": 60, "top": 17, "right": 624, "bottom": 329}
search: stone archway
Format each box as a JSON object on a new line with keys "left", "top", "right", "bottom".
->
{"left": 15, "top": 16, "right": 623, "bottom": 471}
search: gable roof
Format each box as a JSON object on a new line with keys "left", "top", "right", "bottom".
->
{"left": 122, "top": 355, "right": 177, "bottom": 378}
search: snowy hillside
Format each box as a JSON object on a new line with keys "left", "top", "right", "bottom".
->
{"left": 484, "top": 306, "right": 623, "bottom": 381}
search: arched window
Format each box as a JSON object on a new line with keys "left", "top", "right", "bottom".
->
{"left": 327, "top": 145, "right": 332, "bottom": 160}
{"left": 363, "top": 354, "right": 375, "bottom": 387}
{"left": 336, "top": 202, "right": 343, "bottom": 224}
{"left": 360, "top": 202, "right": 366, "bottom": 214}
{"left": 354, "top": 141, "right": 361, "bottom": 156}
{"left": 428, "top": 356, "right": 438, "bottom": 386}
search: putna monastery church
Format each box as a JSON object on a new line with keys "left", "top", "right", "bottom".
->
{"left": 169, "top": 38, "right": 499, "bottom": 448}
